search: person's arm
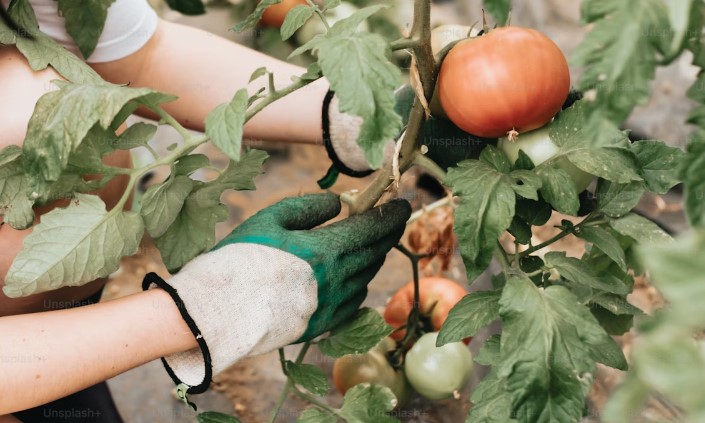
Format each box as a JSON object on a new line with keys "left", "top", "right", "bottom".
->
{"left": 0, "top": 289, "right": 197, "bottom": 414}
{"left": 90, "top": 19, "right": 329, "bottom": 145}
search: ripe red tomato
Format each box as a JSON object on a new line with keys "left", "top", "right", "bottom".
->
{"left": 404, "top": 332, "right": 473, "bottom": 400}
{"left": 332, "top": 337, "right": 411, "bottom": 407}
{"left": 437, "top": 27, "right": 571, "bottom": 138}
{"left": 384, "top": 277, "right": 468, "bottom": 343}
{"left": 259, "top": 0, "right": 308, "bottom": 28}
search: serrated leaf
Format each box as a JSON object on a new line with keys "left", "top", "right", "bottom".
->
{"left": 233, "top": 0, "right": 281, "bottom": 33}
{"left": 480, "top": 145, "right": 511, "bottom": 173}
{"left": 24, "top": 83, "right": 176, "bottom": 186}
{"left": 114, "top": 123, "right": 157, "bottom": 150}
{"left": 591, "top": 293, "right": 642, "bottom": 316}
{"left": 327, "top": 5, "right": 386, "bottom": 37}
{"left": 507, "top": 216, "right": 532, "bottom": 245}
{"left": 544, "top": 251, "right": 629, "bottom": 294}
{"left": 141, "top": 176, "right": 193, "bottom": 238}
{"left": 297, "top": 407, "right": 337, "bottom": 423}
{"left": 437, "top": 291, "right": 501, "bottom": 346}
{"left": 467, "top": 367, "right": 517, "bottom": 423}
{"left": 281, "top": 5, "right": 315, "bottom": 41}
{"left": 4, "top": 194, "right": 143, "bottom": 298}
{"left": 248, "top": 67, "right": 268, "bottom": 83}
{"left": 475, "top": 335, "right": 501, "bottom": 367}
{"left": 680, "top": 130, "right": 705, "bottom": 227}
{"left": 595, "top": 180, "right": 644, "bottom": 217}
{"left": 8, "top": 0, "right": 102, "bottom": 83}
{"left": 609, "top": 213, "right": 672, "bottom": 243}
{"left": 206, "top": 89, "right": 248, "bottom": 162}
{"left": 0, "top": 146, "right": 35, "bottom": 229}
{"left": 573, "top": 0, "right": 669, "bottom": 125}
{"left": 536, "top": 166, "right": 579, "bottom": 215}
{"left": 496, "top": 277, "right": 625, "bottom": 421}
{"left": 577, "top": 226, "right": 626, "bottom": 270}
{"left": 155, "top": 150, "right": 266, "bottom": 271}
{"left": 507, "top": 170, "right": 542, "bottom": 201}
{"left": 515, "top": 198, "right": 552, "bottom": 226}
{"left": 446, "top": 160, "right": 516, "bottom": 282}
{"left": 174, "top": 154, "right": 211, "bottom": 176}
{"left": 285, "top": 361, "right": 330, "bottom": 396}
{"left": 56, "top": 0, "right": 115, "bottom": 59}
{"left": 318, "top": 308, "right": 392, "bottom": 358}
{"left": 631, "top": 141, "right": 684, "bottom": 194}
{"left": 317, "top": 32, "right": 401, "bottom": 168}
{"left": 166, "top": 0, "right": 205, "bottom": 15}
{"left": 339, "top": 384, "right": 397, "bottom": 423}
{"left": 483, "top": 0, "right": 511, "bottom": 25}
{"left": 591, "top": 305, "right": 634, "bottom": 336}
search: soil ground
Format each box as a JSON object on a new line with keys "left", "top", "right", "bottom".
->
{"left": 104, "top": 1, "right": 692, "bottom": 421}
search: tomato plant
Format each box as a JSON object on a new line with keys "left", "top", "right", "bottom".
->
{"left": 437, "top": 27, "right": 570, "bottom": 139}
{"left": 404, "top": 332, "right": 473, "bottom": 400}
{"left": 498, "top": 125, "right": 595, "bottom": 192}
{"left": 4, "top": 0, "right": 705, "bottom": 421}
{"left": 332, "top": 337, "right": 411, "bottom": 406}
{"left": 296, "top": 2, "right": 365, "bottom": 45}
{"left": 383, "top": 277, "right": 468, "bottom": 343}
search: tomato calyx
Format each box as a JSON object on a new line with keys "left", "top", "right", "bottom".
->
{"left": 508, "top": 129, "right": 519, "bottom": 142}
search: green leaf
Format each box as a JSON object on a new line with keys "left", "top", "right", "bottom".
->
{"left": 165, "top": 0, "right": 205, "bottom": 15}
{"left": 339, "top": 384, "right": 397, "bottom": 423}
{"left": 591, "top": 305, "right": 634, "bottom": 336}
{"left": 513, "top": 150, "right": 535, "bottom": 171}
{"left": 114, "top": 123, "right": 157, "bottom": 150}
{"left": 8, "top": 0, "right": 102, "bottom": 83}
{"left": 496, "top": 277, "right": 625, "bottom": 421}
{"left": 233, "top": 0, "right": 281, "bottom": 33}
{"left": 515, "top": 198, "right": 551, "bottom": 226}
{"left": 297, "top": 408, "right": 337, "bottom": 423}
{"left": 446, "top": 160, "right": 516, "bottom": 282}
{"left": 318, "top": 308, "right": 392, "bottom": 358}
{"left": 24, "top": 83, "right": 176, "bottom": 185}
{"left": 544, "top": 251, "right": 629, "bottom": 295}
{"left": 480, "top": 145, "right": 511, "bottom": 173}
{"left": 280, "top": 5, "right": 315, "bottom": 41}
{"left": 631, "top": 140, "right": 684, "bottom": 194}
{"left": 467, "top": 367, "right": 517, "bottom": 423}
{"left": 680, "top": 130, "right": 705, "bottom": 227}
{"left": 174, "top": 154, "right": 211, "bottom": 176}
{"left": 507, "top": 170, "right": 541, "bottom": 201}
{"left": 595, "top": 180, "right": 644, "bottom": 217}
{"left": 0, "top": 146, "right": 35, "bottom": 229}
{"left": 3, "top": 194, "right": 143, "bottom": 298}
{"left": 609, "top": 213, "right": 672, "bottom": 243}
{"left": 474, "top": 335, "right": 501, "bottom": 367}
{"left": 640, "top": 232, "right": 705, "bottom": 325}
{"left": 56, "top": 0, "right": 115, "bottom": 59}
{"left": 483, "top": 0, "right": 511, "bottom": 25}
{"left": 248, "top": 67, "right": 268, "bottom": 83}
{"left": 285, "top": 361, "right": 330, "bottom": 396}
{"left": 206, "top": 89, "right": 249, "bottom": 162}
{"left": 155, "top": 151, "right": 266, "bottom": 272}
{"left": 327, "top": 5, "right": 387, "bottom": 37}
{"left": 197, "top": 411, "right": 241, "bottom": 423}
{"left": 323, "top": 0, "right": 341, "bottom": 9}
{"left": 573, "top": 0, "right": 669, "bottom": 125}
{"left": 577, "top": 226, "right": 627, "bottom": 270}
{"left": 141, "top": 176, "right": 193, "bottom": 238}
{"left": 437, "top": 291, "right": 501, "bottom": 346}
{"left": 536, "top": 166, "right": 579, "bottom": 215}
{"left": 667, "top": 0, "right": 695, "bottom": 55}
{"left": 507, "top": 216, "right": 532, "bottom": 245}
{"left": 316, "top": 31, "right": 401, "bottom": 168}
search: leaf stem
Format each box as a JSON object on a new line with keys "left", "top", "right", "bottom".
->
{"left": 406, "top": 195, "right": 455, "bottom": 224}
{"left": 246, "top": 76, "right": 319, "bottom": 121}
{"left": 306, "top": 0, "right": 331, "bottom": 31}
{"left": 154, "top": 106, "right": 193, "bottom": 142}
{"left": 290, "top": 387, "right": 342, "bottom": 416}
{"left": 412, "top": 153, "right": 447, "bottom": 182}
{"left": 390, "top": 38, "right": 421, "bottom": 51}
{"left": 269, "top": 342, "right": 313, "bottom": 423}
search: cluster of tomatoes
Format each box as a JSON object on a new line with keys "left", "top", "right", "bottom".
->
{"left": 332, "top": 277, "right": 473, "bottom": 406}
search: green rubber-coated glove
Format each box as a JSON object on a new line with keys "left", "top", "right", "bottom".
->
{"left": 143, "top": 193, "right": 411, "bottom": 393}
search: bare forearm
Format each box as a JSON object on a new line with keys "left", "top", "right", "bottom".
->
{"left": 91, "top": 20, "right": 329, "bottom": 144}
{"left": 0, "top": 289, "right": 196, "bottom": 414}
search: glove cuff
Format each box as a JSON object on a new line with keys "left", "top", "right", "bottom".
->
{"left": 142, "top": 272, "right": 214, "bottom": 394}
{"left": 322, "top": 90, "right": 395, "bottom": 177}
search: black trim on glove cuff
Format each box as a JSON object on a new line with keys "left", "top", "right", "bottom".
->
{"left": 321, "top": 90, "right": 374, "bottom": 178}
{"left": 142, "top": 272, "right": 213, "bottom": 394}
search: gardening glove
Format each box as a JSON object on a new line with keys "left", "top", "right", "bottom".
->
{"left": 321, "top": 86, "right": 494, "bottom": 188}
{"left": 143, "top": 193, "right": 411, "bottom": 393}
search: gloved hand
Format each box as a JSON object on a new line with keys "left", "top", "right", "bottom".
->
{"left": 321, "top": 86, "right": 494, "bottom": 187}
{"left": 143, "top": 193, "right": 411, "bottom": 393}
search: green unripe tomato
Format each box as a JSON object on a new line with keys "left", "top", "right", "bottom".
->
{"left": 404, "top": 332, "right": 473, "bottom": 400}
{"left": 498, "top": 126, "right": 594, "bottom": 192}
{"left": 295, "top": 3, "right": 366, "bottom": 45}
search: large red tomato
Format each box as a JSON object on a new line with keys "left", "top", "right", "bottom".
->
{"left": 437, "top": 27, "right": 570, "bottom": 139}
{"left": 260, "top": 0, "right": 308, "bottom": 28}
{"left": 384, "top": 277, "right": 467, "bottom": 342}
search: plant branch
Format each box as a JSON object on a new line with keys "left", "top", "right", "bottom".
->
{"left": 390, "top": 38, "right": 421, "bottom": 51}
{"left": 247, "top": 76, "right": 319, "bottom": 120}
{"left": 407, "top": 195, "right": 455, "bottom": 224}
{"left": 291, "top": 388, "right": 342, "bottom": 416}
{"left": 154, "top": 106, "right": 193, "bottom": 142}
{"left": 413, "top": 153, "right": 447, "bottom": 182}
